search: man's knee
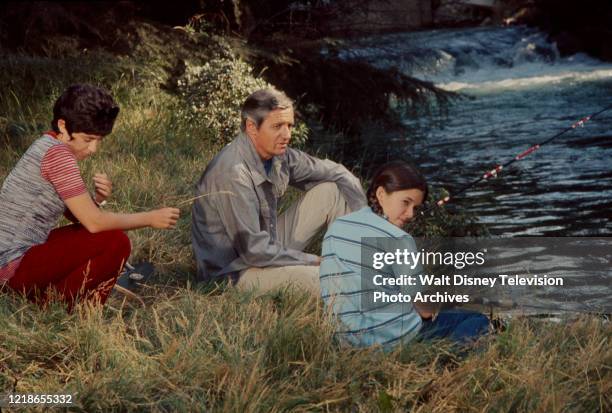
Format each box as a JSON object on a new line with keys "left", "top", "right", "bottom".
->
{"left": 237, "top": 265, "right": 320, "bottom": 295}
{"left": 308, "top": 182, "right": 341, "bottom": 197}
{"left": 306, "top": 182, "right": 345, "bottom": 208}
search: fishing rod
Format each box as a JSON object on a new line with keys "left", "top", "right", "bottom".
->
{"left": 421, "top": 104, "right": 612, "bottom": 212}
{"left": 469, "top": 297, "right": 610, "bottom": 318}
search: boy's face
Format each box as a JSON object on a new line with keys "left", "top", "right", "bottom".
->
{"left": 57, "top": 119, "right": 103, "bottom": 160}
{"left": 65, "top": 132, "right": 103, "bottom": 160}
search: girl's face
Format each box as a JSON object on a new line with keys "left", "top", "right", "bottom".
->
{"left": 376, "top": 187, "right": 425, "bottom": 227}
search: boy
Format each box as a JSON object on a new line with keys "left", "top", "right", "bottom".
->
{"left": 0, "top": 84, "right": 179, "bottom": 308}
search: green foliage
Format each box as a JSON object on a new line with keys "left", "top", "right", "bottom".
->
{"left": 175, "top": 50, "right": 309, "bottom": 146}
{"left": 409, "top": 187, "right": 489, "bottom": 237}
{"left": 248, "top": 43, "right": 457, "bottom": 140}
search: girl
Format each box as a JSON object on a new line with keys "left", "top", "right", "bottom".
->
{"left": 320, "top": 160, "right": 489, "bottom": 349}
{"left": 0, "top": 84, "right": 179, "bottom": 309}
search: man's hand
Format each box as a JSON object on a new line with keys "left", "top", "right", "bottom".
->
{"left": 93, "top": 173, "right": 112, "bottom": 204}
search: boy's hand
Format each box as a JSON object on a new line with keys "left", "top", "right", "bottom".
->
{"left": 93, "top": 173, "right": 113, "bottom": 204}
{"left": 149, "top": 208, "right": 180, "bottom": 229}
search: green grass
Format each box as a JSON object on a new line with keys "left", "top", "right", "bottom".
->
{"left": 0, "top": 287, "right": 609, "bottom": 412}
{"left": 0, "top": 33, "right": 610, "bottom": 412}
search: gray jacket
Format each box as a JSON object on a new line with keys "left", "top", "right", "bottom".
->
{"left": 191, "top": 132, "right": 366, "bottom": 282}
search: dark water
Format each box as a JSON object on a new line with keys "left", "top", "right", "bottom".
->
{"left": 341, "top": 26, "right": 612, "bottom": 237}
{"left": 338, "top": 26, "right": 612, "bottom": 313}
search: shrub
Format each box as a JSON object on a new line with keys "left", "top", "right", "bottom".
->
{"left": 176, "top": 54, "right": 309, "bottom": 146}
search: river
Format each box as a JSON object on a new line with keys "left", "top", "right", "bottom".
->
{"left": 340, "top": 25, "right": 612, "bottom": 237}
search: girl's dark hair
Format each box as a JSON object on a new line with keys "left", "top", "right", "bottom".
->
{"left": 367, "top": 160, "right": 428, "bottom": 215}
{"left": 51, "top": 84, "right": 119, "bottom": 136}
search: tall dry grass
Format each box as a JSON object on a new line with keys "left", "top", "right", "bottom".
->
{"left": 1, "top": 286, "right": 609, "bottom": 412}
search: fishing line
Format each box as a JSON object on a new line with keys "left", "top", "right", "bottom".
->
{"left": 410, "top": 104, "right": 612, "bottom": 224}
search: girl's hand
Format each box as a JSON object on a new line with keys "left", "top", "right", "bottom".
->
{"left": 93, "top": 173, "right": 113, "bottom": 204}
{"left": 149, "top": 208, "right": 181, "bottom": 229}
{"left": 413, "top": 302, "right": 440, "bottom": 320}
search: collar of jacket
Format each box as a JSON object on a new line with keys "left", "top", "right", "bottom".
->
{"left": 236, "top": 132, "right": 282, "bottom": 186}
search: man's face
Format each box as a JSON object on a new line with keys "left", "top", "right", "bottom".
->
{"left": 246, "top": 108, "right": 294, "bottom": 160}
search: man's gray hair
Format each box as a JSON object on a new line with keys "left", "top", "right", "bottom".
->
{"left": 240, "top": 88, "right": 293, "bottom": 131}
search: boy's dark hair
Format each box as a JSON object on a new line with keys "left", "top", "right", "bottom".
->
{"left": 367, "top": 160, "right": 428, "bottom": 215}
{"left": 51, "top": 84, "right": 119, "bottom": 136}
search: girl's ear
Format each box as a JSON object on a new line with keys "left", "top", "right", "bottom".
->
{"left": 375, "top": 186, "right": 386, "bottom": 205}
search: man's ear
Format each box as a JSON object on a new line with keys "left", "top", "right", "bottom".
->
{"left": 245, "top": 118, "right": 258, "bottom": 139}
{"left": 56, "top": 119, "right": 71, "bottom": 142}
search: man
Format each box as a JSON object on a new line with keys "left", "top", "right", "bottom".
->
{"left": 191, "top": 88, "right": 366, "bottom": 293}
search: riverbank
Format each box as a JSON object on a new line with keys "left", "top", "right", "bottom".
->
{"left": 500, "top": 0, "right": 612, "bottom": 61}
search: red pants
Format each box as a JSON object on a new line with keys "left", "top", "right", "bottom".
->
{"left": 8, "top": 224, "right": 131, "bottom": 309}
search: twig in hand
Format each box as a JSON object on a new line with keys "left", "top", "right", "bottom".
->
{"left": 174, "top": 191, "right": 235, "bottom": 207}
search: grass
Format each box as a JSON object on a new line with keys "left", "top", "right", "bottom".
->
{"left": 0, "top": 287, "right": 609, "bottom": 412}
{"left": 0, "top": 30, "right": 610, "bottom": 412}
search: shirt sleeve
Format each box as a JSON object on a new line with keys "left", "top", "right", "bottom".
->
{"left": 210, "top": 167, "right": 319, "bottom": 268}
{"left": 40, "top": 145, "right": 87, "bottom": 200}
{"left": 286, "top": 148, "right": 367, "bottom": 211}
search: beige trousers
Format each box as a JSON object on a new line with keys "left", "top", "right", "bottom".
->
{"left": 235, "top": 182, "right": 351, "bottom": 295}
